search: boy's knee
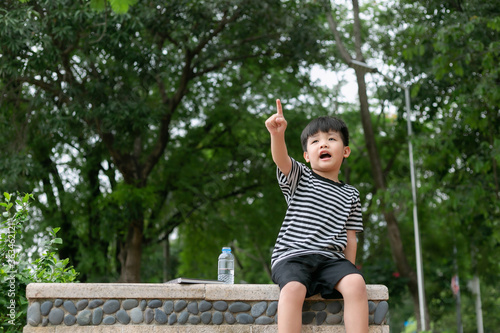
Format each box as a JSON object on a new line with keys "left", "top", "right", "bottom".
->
{"left": 280, "top": 281, "right": 307, "bottom": 299}
{"left": 337, "top": 274, "right": 367, "bottom": 299}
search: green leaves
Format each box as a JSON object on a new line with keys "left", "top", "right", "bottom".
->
{"left": 486, "top": 16, "right": 500, "bottom": 31}
{"left": 0, "top": 193, "right": 78, "bottom": 331}
{"left": 90, "top": 0, "right": 138, "bottom": 14}
{"left": 0, "top": 193, "right": 13, "bottom": 215}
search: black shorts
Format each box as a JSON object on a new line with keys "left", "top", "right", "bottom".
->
{"left": 271, "top": 254, "right": 364, "bottom": 299}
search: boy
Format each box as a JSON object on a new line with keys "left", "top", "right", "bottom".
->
{"left": 265, "top": 99, "right": 368, "bottom": 333}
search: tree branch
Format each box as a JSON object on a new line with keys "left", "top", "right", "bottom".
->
{"left": 143, "top": 9, "right": 243, "bottom": 179}
{"left": 193, "top": 50, "right": 272, "bottom": 78}
{"left": 192, "top": 7, "right": 242, "bottom": 56}
{"left": 323, "top": 0, "right": 352, "bottom": 64}
{"left": 141, "top": 6, "right": 247, "bottom": 181}
{"left": 351, "top": 0, "right": 364, "bottom": 61}
{"left": 149, "top": 183, "right": 260, "bottom": 245}
{"left": 15, "top": 77, "right": 71, "bottom": 104}
{"left": 94, "top": 119, "right": 138, "bottom": 185}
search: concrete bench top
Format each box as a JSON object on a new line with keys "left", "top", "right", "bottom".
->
{"left": 26, "top": 283, "right": 389, "bottom": 301}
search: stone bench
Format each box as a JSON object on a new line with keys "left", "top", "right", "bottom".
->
{"left": 23, "top": 283, "right": 389, "bottom": 332}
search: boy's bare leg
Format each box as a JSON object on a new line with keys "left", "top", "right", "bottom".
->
{"left": 335, "top": 274, "right": 369, "bottom": 333}
{"left": 277, "top": 281, "right": 307, "bottom": 333}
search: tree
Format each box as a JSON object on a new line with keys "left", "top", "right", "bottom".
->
{"left": 0, "top": 0, "right": 325, "bottom": 282}
{"left": 374, "top": 0, "right": 500, "bottom": 330}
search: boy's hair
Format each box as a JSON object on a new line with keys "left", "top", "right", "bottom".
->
{"left": 300, "top": 116, "right": 349, "bottom": 152}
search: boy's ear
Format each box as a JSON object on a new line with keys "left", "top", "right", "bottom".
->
{"left": 343, "top": 146, "right": 351, "bottom": 158}
{"left": 303, "top": 151, "right": 310, "bottom": 163}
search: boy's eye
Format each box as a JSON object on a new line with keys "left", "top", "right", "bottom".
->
{"left": 329, "top": 137, "right": 336, "bottom": 141}
{"left": 311, "top": 139, "right": 319, "bottom": 144}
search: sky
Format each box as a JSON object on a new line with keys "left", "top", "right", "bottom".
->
{"left": 310, "top": 64, "right": 359, "bottom": 103}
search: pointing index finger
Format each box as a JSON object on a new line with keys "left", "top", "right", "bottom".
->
{"left": 276, "top": 99, "right": 283, "bottom": 115}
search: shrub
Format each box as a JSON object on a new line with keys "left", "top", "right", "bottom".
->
{"left": 0, "top": 192, "right": 78, "bottom": 332}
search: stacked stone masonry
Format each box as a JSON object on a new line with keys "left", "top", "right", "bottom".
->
{"left": 23, "top": 283, "right": 389, "bottom": 333}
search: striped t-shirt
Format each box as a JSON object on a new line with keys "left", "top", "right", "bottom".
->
{"left": 271, "top": 157, "right": 363, "bottom": 268}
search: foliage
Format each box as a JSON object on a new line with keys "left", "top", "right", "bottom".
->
{"left": 90, "top": 0, "right": 138, "bottom": 14}
{"left": 0, "top": 193, "right": 78, "bottom": 332}
{"left": 373, "top": 0, "right": 500, "bottom": 330}
{"left": 0, "top": 0, "right": 329, "bottom": 283}
{"left": 18, "top": 0, "right": 137, "bottom": 14}
{"left": 1, "top": 0, "right": 499, "bottom": 331}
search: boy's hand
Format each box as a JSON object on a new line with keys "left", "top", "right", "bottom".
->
{"left": 266, "top": 99, "right": 291, "bottom": 175}
{"left": 265, "top": 99, "right": 287, "bottom": 135}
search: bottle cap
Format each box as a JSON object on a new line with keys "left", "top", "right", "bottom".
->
{"left": 222, "top": 247, "right": 231, "bottom": 252}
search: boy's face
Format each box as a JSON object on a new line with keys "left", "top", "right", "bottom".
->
{"left": 303, "top": 130, "right": 351, "bottom": 178}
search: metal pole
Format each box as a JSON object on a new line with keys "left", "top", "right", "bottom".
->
{"left": 405, "top": 87, "right": 426, "bottom": 331}
{"left": 472, "top": 276, "right": 484, "bottom": 333}
{"left": 470, "top": 247, "right": 484, "bottom": 333}
{"left": 453, "top": 244, "right": 464, "bottom": 333}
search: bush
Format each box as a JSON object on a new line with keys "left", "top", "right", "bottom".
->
{"left": 0, "top": 192, "right": 78, "bottom": 332}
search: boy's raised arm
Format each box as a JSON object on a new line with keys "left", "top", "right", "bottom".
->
{"left": 265, "top": 99, "right": 292, "bottom": 176}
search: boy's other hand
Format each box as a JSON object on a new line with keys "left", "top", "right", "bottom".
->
{"left": 265, "top": 99, "right": 287, "bottom": 135}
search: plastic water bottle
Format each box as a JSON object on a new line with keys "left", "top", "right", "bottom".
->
{"left": 217, "top": 247, "right": 234, "bottom": 284}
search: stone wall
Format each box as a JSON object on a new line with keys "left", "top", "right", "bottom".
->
{"left": 23, "top": 283, "right": 389, "bottom": 332}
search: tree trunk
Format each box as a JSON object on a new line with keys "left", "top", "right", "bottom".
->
{"left": 163, "top": 236, "right": 171, "bottom": 282}
{"left": 355, "top": 66, "right": 429, "bottom": 331}
{"left": 118, "top": 218, "right": 144, "bottom": 282}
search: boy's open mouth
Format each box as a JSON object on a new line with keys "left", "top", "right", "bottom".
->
{"left": 320, "top": 153, "right": 331, "bottom": 160}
